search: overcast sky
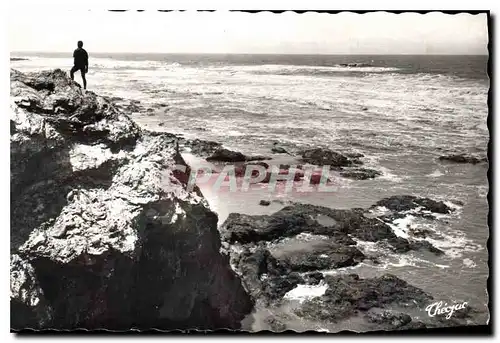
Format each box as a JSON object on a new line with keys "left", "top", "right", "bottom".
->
{"left": 8, "top": 10, "right": 488, "bottom": 54}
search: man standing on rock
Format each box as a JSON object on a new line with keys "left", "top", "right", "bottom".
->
{"left": 70, "top": 41, "right": 88, "bottom": 89}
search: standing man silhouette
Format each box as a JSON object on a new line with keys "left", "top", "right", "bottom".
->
{"left": 70, "top": 41, "right": 88, "bottom": 89}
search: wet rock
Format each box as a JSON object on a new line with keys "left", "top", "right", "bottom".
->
{"left": 221, "top": 203, "right": 398, "bottom": 245}
{"left": 365, "top": 309, "right": 427, "bottom": 331}
{"left": 365, "top": 309, "right": 412, "bottom": 329}
{"left": 271, "top": 147, "right": 288, "bottom": 154}
{"left": 296, "top": 274, "right": 432, "bottom": 322}
{"left": 264, "top": 316, "right": 287, "bottom": 331}
{"left": 279, "top": 242, "right": 365, "bottom": 272}
{"left": 387, "top": 237, "right": 443, "bottom": 256}
{"left": 206, "top": 148, "right": 247, "bottom": 162}
{"left": 234, "top": 247, "right": 299, "bottom": 302}
{"left": 183, "top": 138, "right": 222, "bottom": 157}
{"left": 409, "top": 227, "right": 434, "bottom": 239}
{"left": 410, "top": 240, "right": 444, "bottom": 255}
{"left": 220, "top": 205, "right": 350, "bottom": 244}
{"left": 259, "top": 200, "right": 271, "bottom": 206}
{"left": 10, "top": 69, "right": 253, "bottom": 330}
{"left": 262, "top": 273, "right": 304, "bottom": 301}
{"left": 246, "top": 155, "right": 272, "bottom": 162}
{"left": 271, "top": 142, "right": 289, "bottom": 154}
{"left": 439, "top": 154, "right": 487, "bottom": 165}
{"left": 340, "top": 168, "right": 381, "bottom": 180}
{"left": 303, "top": 272, "right": 324, "bottom": 285}
{"left": 221, "top": 212, "right": 326, "bottom": 244}
{"left": 374, "top": 195, "right": 452, "bottom": 214}
{"left": 206, "top": 148, "right": 270, "bottom": 162}
{"left": 300, "top": 148, "right": 352, "bottom": 167}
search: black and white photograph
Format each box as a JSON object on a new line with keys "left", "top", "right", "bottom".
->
{"left": 8, "top": 8, "right": 491, "bottom": 334}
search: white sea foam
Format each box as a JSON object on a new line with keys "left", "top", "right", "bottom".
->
{"left": 463, "top": 258, "right": 477, "bottom": 268}
{"left": 428, "top": 169, "right": 445, "bottom": 177}
{"left": 387, "top": 215, "right": 415, "bottom": 239}
{"left": 283, "top": 282, "right": 329, "bottom": 303}
{"left": 384, "top": 210, "right": 482, "bottom": 260}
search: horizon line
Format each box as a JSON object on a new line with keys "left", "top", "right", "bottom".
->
{"left": 10, "top": 51, "right": 489, "bottom": 56}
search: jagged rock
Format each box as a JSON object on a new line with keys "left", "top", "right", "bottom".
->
{"left": 373, "top": 195, "right": 452, "bottom": 214}
{"left": 206, "top": 148, "right": 270, "bottom": 162}
{"left": 10, "top": 69, "right": 253, "bottom": 330}
{"left": 300, "top": 148, "right": 352, "bottom": 167}
{"left": 303, "top": 272, "right": 324, "bottom": 285}
{"left": 296, "top": 274, "right": 432, "bottom": 322}
{"left": 278, "top": 242, "right": 365, "bottom": 272}
{"left": 234, "top": 247, "right": 299, "bottom": 302}
{"left": 206, "top": 148, "right": 247, "bottom": 162}
{"left": 340, "top": 168, "right": 381, "bottom": 180}
{"left": 183, "top": 138, "right": 222, "bottom": 157}
{"left": 365, "top": 309, "right": 413, "bottom": 330}
{"left": 409, "top": 227, "right": 434, "bottom": 239}
{"left": 220, "top": 206, "right": 347, "bottom": 244}
{"left": 264, "top": 316, "right": 287, "bottom": 331}
{"left": 410, "top": 240, "right": 445, "bottom": 255}
{"left": 438, "top": 154, "right": 487, "bottom": 165}
{"left": 221, "top": 203, "right": 399, "bottom": 245}
{"left": 10, "top": 255, "right": 52, "bottom": 329}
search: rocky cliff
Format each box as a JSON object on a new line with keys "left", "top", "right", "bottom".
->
{"left": 10, "top": 69, "right": 253, "bottom": 330}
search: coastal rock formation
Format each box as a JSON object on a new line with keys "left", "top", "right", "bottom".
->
{"left": 220, "top": 196, "right": 453, "bottom": 327}
{"left": 300, "top": 148, "right": 352, "bottom": 168}
{"left": 299, "top": 148, "right": 380, "bottom": 179}
{"left": 373, "top": 195, "right": 452, "bottom": 215}
{"left": 340, "top": 167, "right": 382, "bottom": 180}
{"left": 183, "top": 138, "right": 222, "bottom": 157}
{"left": 438, "top": 154, "right": 487, "bottom": 165}
{"left": 206, "top": 148, "right": 269, "bottom": 162}
{"left": 10, "top": 69, "right": 253, "bottom": 330}
{"left": 296, "top": 274, "right": 432, "bottom": 322}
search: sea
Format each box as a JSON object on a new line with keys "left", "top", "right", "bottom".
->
{"left": 10, "top": 52, "right": 490, "bottom": 330}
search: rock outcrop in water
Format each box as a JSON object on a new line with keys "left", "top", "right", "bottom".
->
{"left": 438, "top": 154, "right": 487, "bottom": 165}
{"left": 299, "top": 148, "right": 381, "bottom": 180}
{"left": 10, "top": 69, "right": 253, "bottom": 330}
{"left": 206, "top": 148, "right": 269, "bottom": 163}
{"left": 220, "top": 196, "right": 458, "bottom": 330}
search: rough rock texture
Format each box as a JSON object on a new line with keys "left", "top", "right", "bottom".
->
{"left": 299, "top": 148, "right": 379, "bottom": 178}
{"left": 300, "top": 148, "right": 352, "bottom": 168}
{"left": 220, "top": 196, "right": 451, "bottom": 323}
{"left": 296, "top": 274, "right": 433, "bottom": 322}
{"left": 438, "top": 154, "right": 487, "bottom": 165}
{"left": 340, "top": 168, "right": 382, "bottom": 180}
{"left": 280, "top": 242, "right": 365, "bottom": 272}
{"left": 373, "top": 195, "right": 452, "bottom": 214}
{"left": 10, "top": 69, "right": 253, "bottom": 330}
{"left": 364, "top": 309, "right": 426, "bottom": 331}
{"left": 183, "top": 138, "right": 222, "bottom": 157}
{"left": 206, "top": 148, "right": 269, "bottom": 162}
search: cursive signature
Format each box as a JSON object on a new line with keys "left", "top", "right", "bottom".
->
{"left": 425, "top": 301, "right": 468, "bottom": 319}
